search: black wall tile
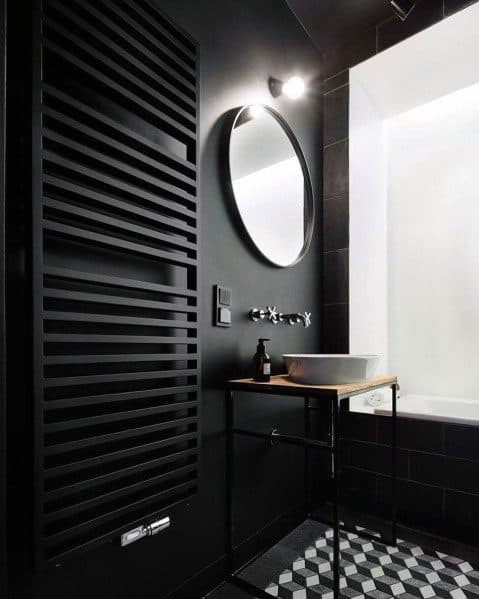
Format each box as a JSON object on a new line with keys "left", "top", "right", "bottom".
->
{"left": 324, "top": 195, "right": 349, "bottom": 252}
{"left": 343, "top": 467, "right": 379, "bottom": 511}
{"left": 322, "top": 27, "right": 376, "bottom": 78}
{"left": 377, "top": 0, "right": 443, "bottom": 53}
{"left": 410, "top": 452, "right": 479, "bottom": 495}
{"left": 322, "top": 303, "right": 349, "bottom": 353}
{"left": 343, "top": 411, "right": 377, "bottom": 443}
{"left": 379, "top": 478, "right": 444, "bottom": 534}
{"left": 378, "top": 417, "right": 443, "bottom": 453}
{"left": 324, "top": 249, "right": 349, "bottom": 304}
{"left": 444, "top": 0, "right": 479, "bottom": 16}
{"left": 324, "top": 84, "right": 349, "bottom": 146}
{"left": 323, "top": 70, "right": 349, "bottom": 94}
{"left": 349, "top": 441, "right": 409, "bottom": 479}
{"left": 409, "top": 451, "right": 445, "bottom": 487}
{"left": 323, "top": 139, "right": 349, "bottom": 199}
{"left": 444, "top": 491, "right": 479, "bottom": 544}
{"left": 444, "top": 424, "right": 479, "bottom": 460}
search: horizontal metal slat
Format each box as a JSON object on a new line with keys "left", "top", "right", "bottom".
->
{"left": 45, "top": 447, "right": 197, "bottom": 501}
{"left": 43, "top": 385, "right": 198, "bottom": 410}
{"left": 44, "top": 311, "right": 197, "bottom": 329}
{"left": 43, "top": 265, "right": 197, "bottom": 299}
{"left": 44, "top": 334, "right": 197, "bottom": 345}
{"left": 45, "top": 479, "right": 197, "bottom": 548}
{"left": 42, "top": 175, "right": 196, "bottom": 238}
{"left": 46, "top": 0, "right": 196, "bottom": 117}
{"left": 70, "top": 0, "right": 196, "bottom": 107}
{"left": 43, "top": 197, "right": 196, "bottom": 254}
{"left": 42, "top": 106, "right": 196, "bottom": 196}
{"left": 44, "top": 415, "right": 198, "bottom": 455}
{"left": 43, "top": 219, "right": 197, "bottom": 268}
{"left": 100, "top": 0, "right": 196, "bottom": 78}
{"left": 42, "top": 127, "right": 196, "bottom": 206}
{"left": 41, "top": 29, "right": 196, "bottom": 142}
{"left": 44, "top": 368, "right": 199, "bottom": 387}
{"left": 44, "top": 353, "right": 198, "bottom": 366}
{"left": 43, "top": 288, "right": 198, "bottom": 313}
{"left": 45, "top": 400, "right": 197, "bottom": 432}
{"left": 42, "top": 84, "right": 196, "bottom": 177}
{"left": 42, "top": 151, "right": 196, "bottom": 221}
{"left": 44, "top": 463, "right": 196, "bottom": 523}
{"left": 44, "top": 431, "right": 197, "bottom": 478}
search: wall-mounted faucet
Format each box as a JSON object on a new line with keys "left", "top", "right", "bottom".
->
{"left": 249, "top": 306, "right": 311, "bottom": 328}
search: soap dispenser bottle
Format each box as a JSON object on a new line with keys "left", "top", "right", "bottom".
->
{"left": 254, "top": 338, "right": 271, "bottom": 382}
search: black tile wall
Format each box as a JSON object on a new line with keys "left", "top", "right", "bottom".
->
{"left": 379, "top": 477, "right": 444, "bottom": 534}
{"left": 322, "top": 303, "right": 349, "bottom": 353}
{"left": 444, "top": 424, "right": 479, "bottom": 460}
{"left": 349, "top": 441, "right": 409, "bottom": 478}
{"left": 376, "top": 0, "right": 443, "bottom": 53}
{"left": 378, "top": 417, "right": 443, "bottom": 453}
{"left": 324, "top": 249, "right": 349, "bottom": 304}
{"left": 322, "top": 27, "right": 377, "bottom": 79}
{"left": 444, "top": 491, "right": 479, "bottom": 545}
{"left": 343, "top": 468, "right": 379, "bottom": 510}
{"left": 323, "top": 140, "right": 349, "bottom": 199}
{"left": 339, "top": 413, "right": 479, "bottom": 545}
{"left": 324, "top": 195, "right": 349, "bottom": 252}
{"left": 344, "top": 411, "right": 377, "bottom": 443}
{"left": 324, "top": 83, "right": 349, "bottom": 146}
{"left": 323, "top": 70, "right": 349, "bottom": 94}
{"left": 410, "top": 453, "right": 479, "bottom": 495}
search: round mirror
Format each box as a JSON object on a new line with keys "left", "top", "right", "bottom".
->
{"left": 228, "top": 104, "right": 315, "bottom": 267}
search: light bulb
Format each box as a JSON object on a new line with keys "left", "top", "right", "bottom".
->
{"left": 249, "top": 104, "right": 264, "bottom": 118}
{"left": 282, "top": 76, "right": 306, "bottom": 100}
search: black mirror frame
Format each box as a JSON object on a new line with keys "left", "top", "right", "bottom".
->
{"left": 226, "top": 104, "right": 316, "bottom": 268}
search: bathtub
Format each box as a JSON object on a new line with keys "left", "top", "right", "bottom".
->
{"left": 351, "top": 392, "right": 479, "bottom": 425}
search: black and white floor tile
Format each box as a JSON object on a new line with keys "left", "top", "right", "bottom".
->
{"left": 263, "top": 525, "right": 479, "bottom": 599}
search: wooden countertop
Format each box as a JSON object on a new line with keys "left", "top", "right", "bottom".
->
{"left": 227, "top": 374, "right": 397, "bottom": 400}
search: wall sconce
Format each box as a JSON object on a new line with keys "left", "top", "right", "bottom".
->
{"left": 390, "top": 0, "right": 416, "bottom": 21}
{"left": 269, "top": 76, "right": 306, "bottom": 100}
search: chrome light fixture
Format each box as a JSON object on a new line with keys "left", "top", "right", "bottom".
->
{"left": 390, "top": 0, "right": 416, "bottom": 21}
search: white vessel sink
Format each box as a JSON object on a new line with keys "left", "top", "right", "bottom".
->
{"left": 283, "top": 354, "right": 380, "bottom": 385}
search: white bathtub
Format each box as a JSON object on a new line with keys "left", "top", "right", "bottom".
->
{"left": 351, "top": 392, "right": 479, "bottom": 425}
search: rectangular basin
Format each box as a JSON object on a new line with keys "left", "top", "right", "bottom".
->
{"left": 283, "top": 354, "right": 380, "bottom": 385}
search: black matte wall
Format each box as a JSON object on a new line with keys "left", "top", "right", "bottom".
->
{"left": 4, "top": 1, "right": 322, "bottom": 598}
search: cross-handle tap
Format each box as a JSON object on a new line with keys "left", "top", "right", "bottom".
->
{"left": 249, "top": 306, "right": 312, "bottom": 328}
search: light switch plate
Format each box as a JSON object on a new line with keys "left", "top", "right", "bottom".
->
{"left": 214, "top": 284, "right": 232, "bottom": 327}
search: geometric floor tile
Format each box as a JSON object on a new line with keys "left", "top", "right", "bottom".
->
{"left": 265, "top": 524, "right": 479, "bottom": 599}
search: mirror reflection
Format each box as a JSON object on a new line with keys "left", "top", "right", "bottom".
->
{"left": 228, "top": 105, "right": 314, "bottom": 267}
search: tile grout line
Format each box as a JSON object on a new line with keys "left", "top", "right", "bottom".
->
{"left": 324, "top": 247, "right": 348, "bottom": 255}
{"left": 324, "top": 136, "right": 349, "bottom": 150}
{"left": 323, "top": 81, "right": 349, "bottom": 96}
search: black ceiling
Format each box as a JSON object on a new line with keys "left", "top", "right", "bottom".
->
{"left": 286, "top": 0, "right": 392, "bottom": 50}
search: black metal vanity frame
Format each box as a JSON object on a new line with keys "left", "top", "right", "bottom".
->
{"left": 225, "top": 375, "right": 398, "bottom": 599}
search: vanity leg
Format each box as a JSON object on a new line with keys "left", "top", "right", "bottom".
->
{"left": 331, "top": 398, "right": 340, "bottom": 599}
{"left": 304, "top": 396, "right": 311, "bottom": 515}
{"left": 391, "top": 383, "right": 398, "bottom": 546}
{"left": 226, "top": 389, "right": 234, "bottom": 574}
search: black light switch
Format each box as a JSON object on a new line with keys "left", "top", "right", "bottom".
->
{"left": 214, "top": 284, "right": 232, "bottom": 327}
